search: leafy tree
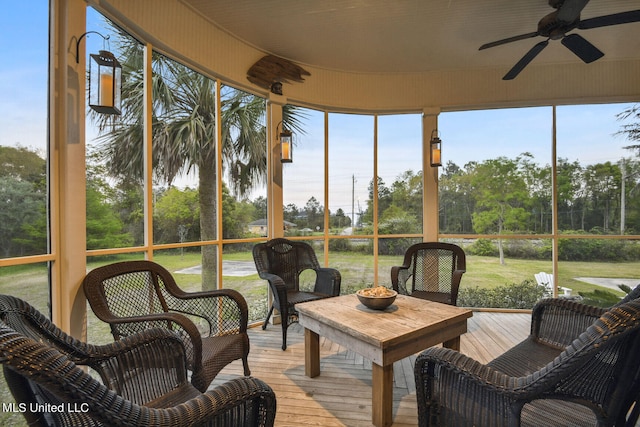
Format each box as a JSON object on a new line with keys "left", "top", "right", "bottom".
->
{"left": 362, "top": 176, "right": 390, "bottom": 225}
{"left": 390, "top": 170, "right": 422, "bottom": 218}
{"left": 222, "top": 186, "right": 255, "bottom": 239}
{"left": 304, "top": 196, "right": 323, "bottom": 231}
{"left": 519, "top": 152, "right": 551, "bottom": 233}
{"left": 86, "top": 175, "right": 132, "bottom": 250}
{"left": 112, "top": 181, "right": 145, "bottom": 246}
{"left": 470, "top": 156, "right": 531, "bottom": 264}
{"left": 330, "top": 207, "right": 350, "bottom": 229}
{"left": 439, "top": 161, "right": 475, "bottom": 233}
{"left": 616, "top": 105, "right": 640, "bottom": 234}
{"left": 616, "top": 104, "right": 640, "bottom": 147}
{"left": 0, "top": 145, "right": 46, "bottom": 185}
{"left": 556, "top": 158, "right": 583, "bottom": 230}
{"left": 251, "top": 196, "right": 268, "bottom": 221}
{"left": 283, "top": 203, "right": 300, "bottom": 225}
{"left": 153, "top": 187, "right": 199, "bottom": 243}
{"left": 582, "top": 162, "right": 620, "bottom": 232}
{"left": 0, "top": 146, "right": 47, "bottom": 257}
{"left": 0, "top": 177, "right": 46, "bottom": 257}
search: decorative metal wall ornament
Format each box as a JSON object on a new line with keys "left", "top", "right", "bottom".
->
{"left": 247, "top": 55, "right": 310, "bottom": 94}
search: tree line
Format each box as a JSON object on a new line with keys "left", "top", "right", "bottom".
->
{"left": 438, "top": 153, "right": 640, "bottom": 236}
{"left": 3, "top": 143, "right": 640, "bottom": 259}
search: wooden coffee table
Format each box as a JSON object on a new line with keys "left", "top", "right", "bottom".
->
{"left": 297, "top": 293, "right": 472, "bottom": 427}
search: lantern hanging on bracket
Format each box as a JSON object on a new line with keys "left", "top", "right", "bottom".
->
{"left": 75, "top": 31, "right": 122, "bottom": 115}
{"left": 277, "top": 122, "right": 293, "bottom": 163}
{"left": 430, "top": 129, "right": 442, "bottom": 167}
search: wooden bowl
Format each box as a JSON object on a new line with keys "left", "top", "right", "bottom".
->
{"left": 356, "top": 288, "right": 397, "bottom": 310}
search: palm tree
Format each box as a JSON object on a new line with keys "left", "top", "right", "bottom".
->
{"left": 89, "top": 29, "right": 304, "bottom": 289}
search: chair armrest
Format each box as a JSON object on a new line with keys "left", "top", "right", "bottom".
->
{"left": 165, "top": 288, "right": 249, "bottom": 335}
{"left": 93, "top": 311, "right": 205, "bottom": 382}
{"left": 85, "top": 327, "right": 185, "bottom": 362}
{"left": 181, "top": 377, "right": 276, "bottom": 426}
{"left": 314, "top": 267, "right": 341, "bottom": 296}
{"left": 257, "top": 271, "right": 289, "bottom": 310}
{"left": 452, "top": 269, "right": 465, "bottom": 284}
{"left": 531, "top": 298, "right": 605, "bottom": 347}
{"left": 391, "top": 265, "right": 410, "bottom": 294}
{"left": 87, "top": 328, "right": 192, "bottom": 404}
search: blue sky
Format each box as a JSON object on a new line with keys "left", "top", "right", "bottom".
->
{"left": 0, "top": 2, "right": 48, "bottom": 153}
{"left": 281, "top": 104, "right": 636, "bottom": 214}
{"left": 1, "top": 3, "right": 637, "bottom": 215}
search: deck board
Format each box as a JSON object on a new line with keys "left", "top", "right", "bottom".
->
{"left": 211, "top": 310, "right": 530, "bottom": 426}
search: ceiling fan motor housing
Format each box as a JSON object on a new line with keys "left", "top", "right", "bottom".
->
{"left": 538, "top": 11, "right": 579, "bottom": 39}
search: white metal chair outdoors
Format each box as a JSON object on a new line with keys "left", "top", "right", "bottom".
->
{"left": 534, "top": 272, "right": 572, "bottom": 297}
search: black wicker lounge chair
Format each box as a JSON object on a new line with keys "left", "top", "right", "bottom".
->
{"left": 0, "top": 294, "right": 276, "bottom": 427}
{"left": 253, "top": 238, "right": 341, "bottom": 350}
{"left": 391, "top": 242, "right": 466, "bottom": 305}
{"left": 414, "top": 291, "right": 640, "bottom": 427}
{"left": 83, "top": 260, "right": 250, "bottom": 392}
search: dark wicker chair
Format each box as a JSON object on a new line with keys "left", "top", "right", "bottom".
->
{"left": 391, "top": 242, "right": 466, "bottom": 305}
{"left": 252, "top": 238, "right": 341, "bottom": 350}
{"left": 0, "top": 294, "right": 276, "bottom": 427}
{"left": 414, "top": 291, "right": 640, "bottom": 427}
{"left": 82, "top": 260, "right": 250, "bottom": 392}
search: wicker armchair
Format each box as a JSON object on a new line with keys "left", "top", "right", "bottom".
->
{"left": 253, "top": 238, "right": 341, "bottom": 350}
{"left": 391, "top": 242, "right": 466, "bottom": 305}
{"left": 83, "top": 260, "right": 250, "bottom": 392}
{"left": 414, "top": 294, "right": 640, "bottom": 427}
{"left": 0, "top": 294, "right": 276, "bottom": 427}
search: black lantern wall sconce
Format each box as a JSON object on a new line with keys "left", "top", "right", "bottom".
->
{"left": 430, "top": 129, "right": 442, "bottom": 167}
{"left": 75, "top": 31, "right": 122, "bottom": 115}
{"left": 276, "top": 122, "right": 293, "bottom": 163}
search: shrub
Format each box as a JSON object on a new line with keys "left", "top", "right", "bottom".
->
{"left": 577, "top": 289, "right": 622, "bottom": 308}
{"left": 578, "top": 284, "right": 632, "bottom": 308}
{"left": 328, "top": 238, "right": 351, "bottom": 252}
{"left": 458, "top": 279, "right": 546, "bottom": 309}
{"left": 377, "top": 238, "right": 415, "bottom": 256}
{"left": 558, "top": 232, "right": 640, "bottom": 262}
{"left": 503, "top": 239, "right": 546, "bottom": 260}
{"left": 467, "top": 239, "right": 497, "bottom": 257}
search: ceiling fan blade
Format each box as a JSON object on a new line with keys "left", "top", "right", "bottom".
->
{"left": 578, "top": 10, "right": 640, "bottom": 30}
{"left": 556, "top": 0, "right": 591, "bottom": 23}
{"left": 561, "top": 33, "right": 604, "bottom": 63}
{"left": 503, "top": 40, "right": 549, "bottom": 80}
{"left": 479, "top": 32, "right": 539, "bottom": 50}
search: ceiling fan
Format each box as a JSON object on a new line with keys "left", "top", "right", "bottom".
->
{"left": 479, "top": 0, "right": 640, "bottom": 80}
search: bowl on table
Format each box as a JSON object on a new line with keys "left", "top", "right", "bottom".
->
{"left": 356, "top": 287, "right": 398, "bottom": 310}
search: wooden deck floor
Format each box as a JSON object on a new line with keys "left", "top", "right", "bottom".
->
{"left": 210, "top": 310, "right": 531, "bottom": 427}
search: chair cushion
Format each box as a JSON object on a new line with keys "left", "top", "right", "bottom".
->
{"left": 286, "top": 291, "right": 329, "bottom": 306}
{"left": 487, "top": 336, "right": 565, "bottom": 377}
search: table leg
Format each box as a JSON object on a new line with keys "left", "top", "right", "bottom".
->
{"left": 304, "top": 328, "right": 320, "bottom": 377}
{"left": 372, "top": 363, "right": 393, "bottom": 427}
{"left": 443, "top": 335, "right": 461, "bottom": 351}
